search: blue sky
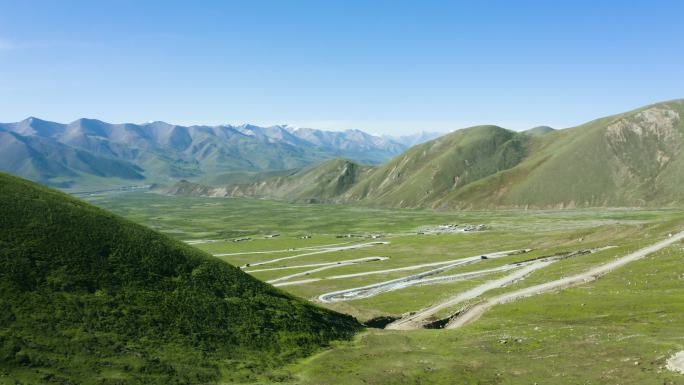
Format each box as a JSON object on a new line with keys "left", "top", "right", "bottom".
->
{"left": 1, "top": 0, "right": 683, "bottom": 134}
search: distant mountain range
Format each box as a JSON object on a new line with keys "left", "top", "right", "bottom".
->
{"left": 0, "top": 117, "right": 432, "bottom": 189}
{"left": 167, "top": 99, "right": 684, "bottom": 208}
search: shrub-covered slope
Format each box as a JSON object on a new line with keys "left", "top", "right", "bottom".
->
{"left": 0, "top": 173, "right": 361, "bottom": 384}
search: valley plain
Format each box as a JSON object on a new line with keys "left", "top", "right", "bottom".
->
{"left": 86, "top": 191, "right": 684, "bottom": 384}
{"left": 4, "top": 2, "right": 684, "bottom": 384}
{"left": 5, "top": 98, "right": 684, "bottom": 384}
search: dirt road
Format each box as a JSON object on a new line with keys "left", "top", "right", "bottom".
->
{"left": 446, "top": 231, "right": 684, "bottom": 329}
{"left": 386, "top": 261, "right": 553, "bottom": 330}
{"left": 238, "top": 241, "right": 389, "bottom": 268}
{"left": 213, "top": 241, "right": 354, "bottom": 257}
{"left": 274, "top": 249, "right": 529, "bottom": 287}
{"left": 245, "top": 256, "right": 389, "bottom": 273}
{"left": 317, "top": 249, "right": 529, "bottom": 303}
{"left": 265, "top": 257, "right": 388, "bottom": 284}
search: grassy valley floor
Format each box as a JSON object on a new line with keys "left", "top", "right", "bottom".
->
{"left": 87, "top": 191, "right": 684, "bottom": 384}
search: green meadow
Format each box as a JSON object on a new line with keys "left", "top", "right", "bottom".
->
{"left": 87, "top": 191, "right": 684, "bottom": 384}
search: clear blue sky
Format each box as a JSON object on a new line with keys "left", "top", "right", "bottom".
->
{"left": 1, "top": 0, "right": 683, "bottom": 134}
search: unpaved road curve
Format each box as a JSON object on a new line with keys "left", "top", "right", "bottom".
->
{"left": 214, "top": 241, "right": 354, "bottom": 256}
{"left": 238, "top": 241, "right": 389, "bottom": 268}
{"left": 245, "top": 256, "right": 388, "bottom": 273}
{"left": 265, "top": 257, "right": 388, "bottom": 284}
{"left": 386, "top": 261, "right": 553, "bottom": 330}
{"left": 272, "top": 259, "right": 515, "bottom": 288}
{"left": 273, "top": 249, "right": 529, "bottom": 287}
{"left": 446, "top": 231, "right": 684, "bottom": 329}
{"left": 317, "top": 249, "right": 528, "bottom": 303}
{"left": 321, "top": 249, "right": 528, "bottom": 280}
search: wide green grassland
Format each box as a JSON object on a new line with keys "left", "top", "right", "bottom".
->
{"left": 88, "top": 192, "right": 684, "bottom": 384}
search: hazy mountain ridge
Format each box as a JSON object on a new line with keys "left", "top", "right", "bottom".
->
{"left": 0, "top": 118, "right": 411, "bottom": 188}
{"left": 384, "top": 131, "right": 444, "bottom": 147}
{"left": 167, "top": 99, "right": 684, "bottom": 208}
{"left": 0, "top": 129, "right": 145, "bottom": 187}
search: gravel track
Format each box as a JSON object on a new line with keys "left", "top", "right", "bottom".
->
{"left": 265, "top": 257, "right": 389, "bottom": 284}
{"left": 317, "top": 249, "right": 529, "bottom": 303}
{"left": 245, "top": 256, "right": 389, "bottom": 273}
{"left": 386, "top": 261, "right": 553, "bottom": 330}
{"left": 238, "top": 241, "right": 389, "bottom": 268}
{"left": 445, "top": 231, "right": 684, "bottom": 329}
{"left": 213, "top": 241, "right": 355, "bottom": 257}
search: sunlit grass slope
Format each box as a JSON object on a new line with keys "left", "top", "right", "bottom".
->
{"left": 0, "top": 173, "right": 361, "bottom": 385}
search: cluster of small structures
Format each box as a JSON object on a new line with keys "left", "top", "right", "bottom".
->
{"left": 333, "top": 233, "right": 386, "bottom": 239}
{"left": 197, "top": 225, "right": 485, "bottom": 245}
{"left": 233, "top": 233, "right": 317, "bottom": 242}
{"left": 336, "top": 234, "right": 360, "bottom": 238}
{"left": 417, "top": 224, "right": 487, "bottom": 235}
{"left": 229, "top": 234, "right": 313, "bottom": 242}
{"left": 72, "top": 184, "right": 152, "bottom": 197}
{"left": 334, "top": 233, "right": 386, "bottom": 239}
{"left": 195, "top": 224, "right": 486, "bottom": 248}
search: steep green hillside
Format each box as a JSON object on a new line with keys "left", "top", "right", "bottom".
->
{"left": 0, "top": 173, "right": 360, "bottom": 384}
{"left": 342, "top": 125, "right": 529, "bottom": 207}
{"left": 399, "top": 99, "right": 684, "bottom": 208}
{"left": 448, "top": 99, "right": 684, "bottom": 208}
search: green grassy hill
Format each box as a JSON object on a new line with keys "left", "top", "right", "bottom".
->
{"left": 342, "top": 125, "right": 529, "bottom": 207}
{"left": 353, "top": 99, "right": 684, "bottom": 208}
{"left": 166, "top": 159, "right": 373, "bottom": 203}
{"left": 0, "top": 173, "right": 361, "bottom": 384}
{"left": 170, "top": 99, "right": 684, "bottom": 209}
{"left": 228, "top": 158, "right": 373, "bottom": 203}
{"left": 167, "top": 126, "right": 530, "bottom": 207}
{"left": 446, "top": 99, "right": 684, "bottom": 208}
